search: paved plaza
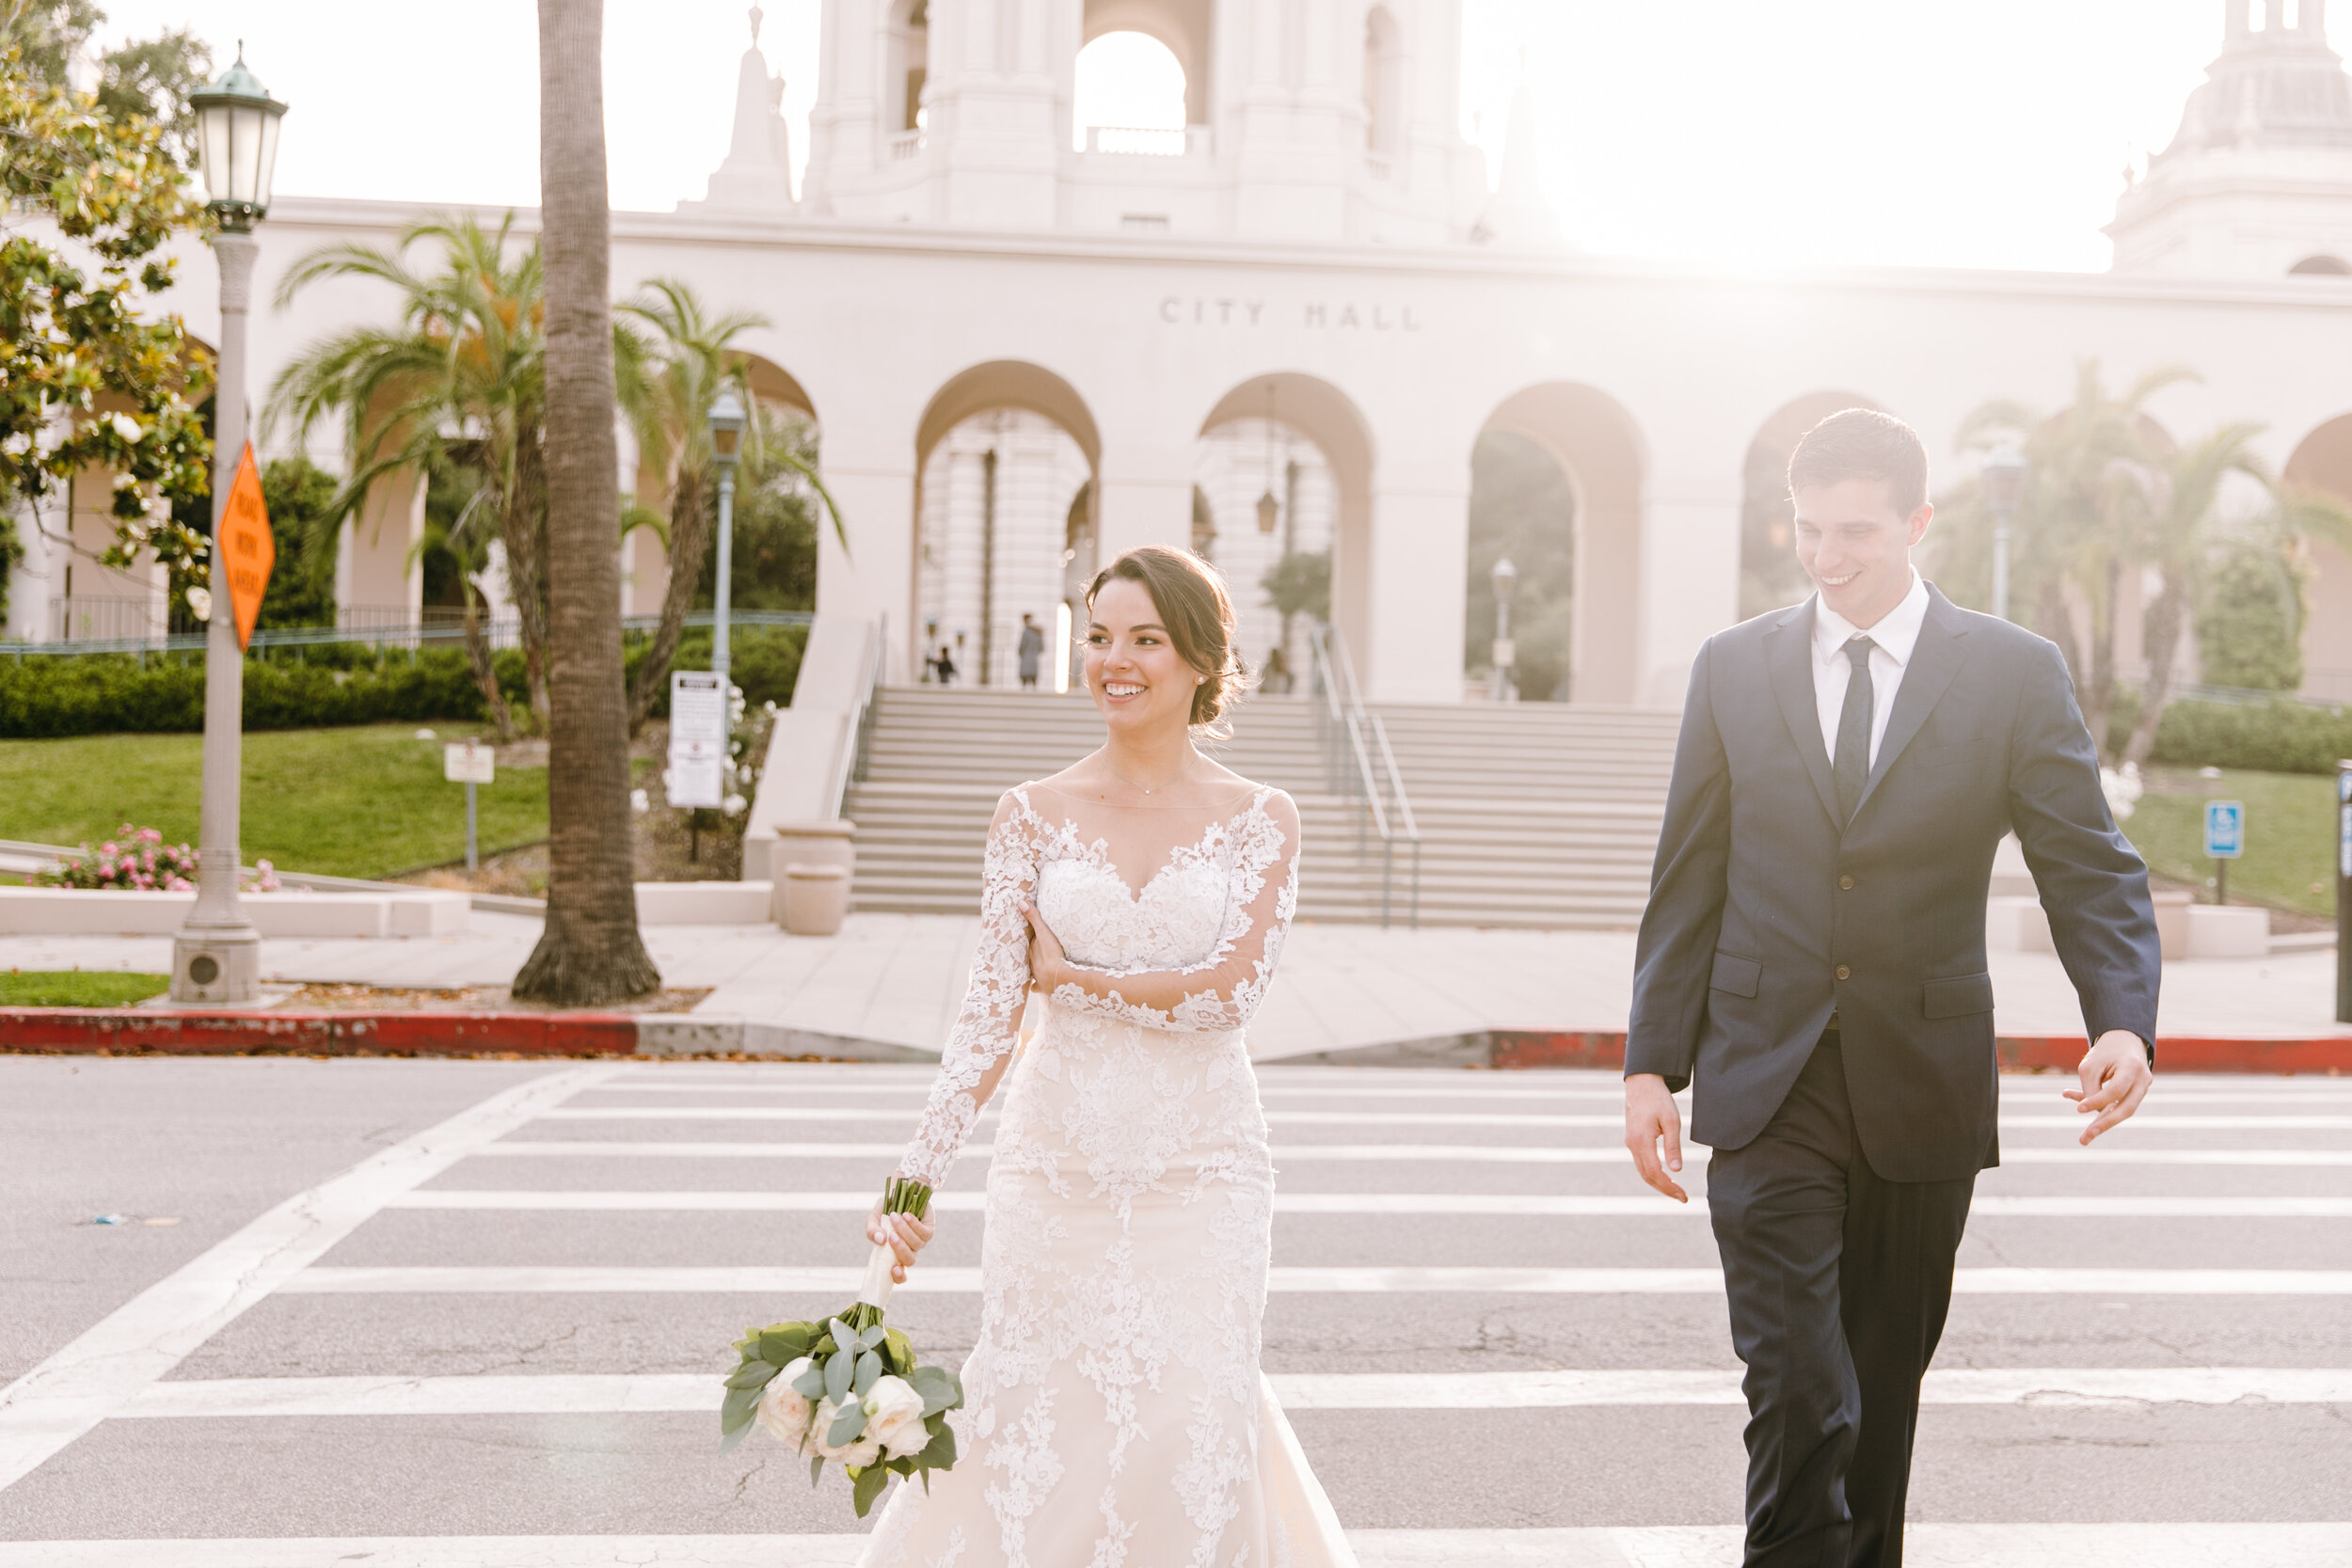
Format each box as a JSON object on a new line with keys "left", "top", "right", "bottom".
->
{"left": 1, "top": 1055, "right": 2347, "bottom": 1564}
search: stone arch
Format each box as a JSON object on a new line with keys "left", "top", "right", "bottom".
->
{"left": 1083, "top": 0, "right": 1212, "bottom": 125}
{"left": 2290, "top": 254, "right": 2352, "bottom": 275}
{"left": 1362, "top": 5, "right": 1406, "bottom": 158}
{"left": 912, "top": 361, "right": 1103, "bottom": 685}
{"left": 883, "top": 0, "right": 930, "bottom": 135}
{"left": 1739, "top": 389, "right": 1886, "bottom": 621}
{"left": 1198, "top": 372, "right": 1375, "bottom": 665}
{"left": 2281, "top": 415, "right": 2352, "bottom": 701}
{"left": 1474, "top": 383, "right": 1647, "bottom": 705}
{"left": 1073, "top": 29, "right": 1189, "bottom": 150}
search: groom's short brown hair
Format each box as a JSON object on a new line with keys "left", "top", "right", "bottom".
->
{"left": 1788, "top": 409, "right": 1928, "bottom": 515}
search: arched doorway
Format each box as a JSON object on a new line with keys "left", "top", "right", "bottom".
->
{"left": 1191, "top": 402, "right": 1339, "bottom": 684}
{"left": 1082, "top": 0, "right": 1212, "bottom": 127}
{"left": 1739, "top": 390, "right": 1884, "bottom": 622}
{"left": 1472, "top": 384, "right": 1646, "bottom": 705}
{"left": 2281, "top": 415, "right": 2352, "bottom": 702}
{"left": 912, "top": 361, "right": 1103, "bottom": 687}
{"left": 1197, "top": 373, "right": 1373, "bottom": 672}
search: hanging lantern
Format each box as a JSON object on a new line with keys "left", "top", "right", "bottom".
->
{"left": 1256, "top": 489, "right": 1279, "bottom": 534}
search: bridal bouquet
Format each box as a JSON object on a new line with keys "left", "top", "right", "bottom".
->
{"left": 720, "top": 1176, "right": 964, "bottom": 1516}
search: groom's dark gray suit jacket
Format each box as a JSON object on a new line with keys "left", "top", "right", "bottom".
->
{"left": 1626, "top": 585, "right": 2160, "bottom": 1183}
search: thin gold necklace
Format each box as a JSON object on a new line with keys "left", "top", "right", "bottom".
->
{"left": 1107, "top": 763, "right": 1184, "bottom": 797}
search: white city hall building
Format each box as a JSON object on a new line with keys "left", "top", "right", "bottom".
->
{"left": 18, "top": 0, "right": 2352, "bottom": 709}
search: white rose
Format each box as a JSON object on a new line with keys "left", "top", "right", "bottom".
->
{"left": 863, "top": 1374, "right": 930, "bottom": 1459}
{"left": 811, "top": 1396, "right": 882, "bottom": 1468}
{"left": 754, "top": 1356, "right": 815, "bottom": 1450}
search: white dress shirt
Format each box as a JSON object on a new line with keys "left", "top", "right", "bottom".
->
{"left": 1811, "top": 569, "right": 1931, "bottom": 770}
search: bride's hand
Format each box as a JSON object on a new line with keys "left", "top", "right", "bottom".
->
{"left": 1023, "top": 902, "right": 1070, "bottom": 991}
{"left": 866, "top": 1200, "right": 936, "bottom": 1284}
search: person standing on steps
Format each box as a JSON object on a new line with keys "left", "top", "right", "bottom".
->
{"left": 1017, "top": 611, "right": 1045, "bottom": 689}
{"left": 1623, "top": 409, "right": 2161, "bottom": 1568}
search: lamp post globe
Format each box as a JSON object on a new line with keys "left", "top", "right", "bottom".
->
{"left": 1489, "top": 556, "right": 1518, "bottom": 702}
{"left": 189, "top": 48, "right": 288, "bottom": 231}
{"left": 171, "top": 49, "right": 288, "bottom": 1004}
{"left": 1981, "top": 441, "right": 2027, "bottom": 623}
{"left": 707, "top": 386, "right": 748, "bottom": 700}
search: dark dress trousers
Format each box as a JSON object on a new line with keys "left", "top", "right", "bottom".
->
{"left": 1626, "top": 586, "right": 2159, "bottom": 1568}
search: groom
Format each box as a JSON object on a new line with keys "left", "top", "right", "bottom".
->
{"left": 1622, "top": 409, "right": 2160, "bottom": 1567}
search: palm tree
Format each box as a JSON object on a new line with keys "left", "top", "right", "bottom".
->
{"left": 1958, "top": 361, "right": 2194, "bottom": 756}
{"left": 268, "top": 214, "right": 554, "bottom": 733}
{"left": 513, "top": 0, "right": 659, "bottom": 1004}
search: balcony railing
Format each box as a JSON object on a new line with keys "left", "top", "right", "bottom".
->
{"left": 1085, "top": 124, "right": 1207, "bottom": 158}
{"left": 887, "top": 130, "right": 925, "bottom": 163}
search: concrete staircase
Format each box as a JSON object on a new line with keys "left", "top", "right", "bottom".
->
{"left": 842, "top": 686, "right": 1679, "bottom": 928}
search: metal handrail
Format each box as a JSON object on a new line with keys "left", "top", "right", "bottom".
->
{"left": 832, "top": 615, "right": 888, "bottom": 816}
{"left": 1305, "top": 623, "right": 1421, "bottom": 929}
{"left": 0, "top": 609, "right": 814, "bottom": 660}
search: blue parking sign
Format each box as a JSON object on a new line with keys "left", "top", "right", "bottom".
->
{"left": 2204, "top": 800, "right": 2245, "bottom": 859}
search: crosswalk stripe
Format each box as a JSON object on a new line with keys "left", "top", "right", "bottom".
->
{"left": 465, "top": 1138, "right": 2352, "bottom": 1167}
{"left": 272, "top": 1264, "right": 2352, "bottom": 1295}
{"left": 108, "top": 1367, "right": 2352, "bottom": 1419}
{"left": 0, "top": 1065, "right": 626, "bottom": 1494}
{"left": 382, "top": 1190, "right": 2352, "bottom": 1219}
{"left": 532, "top": 1106, "right": 2352, "bottom": 1130}
{"left": 6, "top": 1526, "right": 2346, "bottom": 1568}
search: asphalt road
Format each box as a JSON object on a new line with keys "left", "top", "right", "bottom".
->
{"left": 0, "top": 1055, "right": 2347, "bottom": 1566}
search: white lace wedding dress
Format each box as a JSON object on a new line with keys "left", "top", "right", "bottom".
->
{"left": 858, "top": 781, "right": 1357, "bottom": 1568}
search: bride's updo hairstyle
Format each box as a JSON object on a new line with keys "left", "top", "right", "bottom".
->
{"left": 1086, "top": 545, "right": 1249, "bottom": 729}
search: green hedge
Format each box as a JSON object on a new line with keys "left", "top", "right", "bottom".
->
{"left": 2145, "top": 697, "right": 2352, "bottom": 776}
{"left": 0, "top": 624, "right": 806, "bottom": 737}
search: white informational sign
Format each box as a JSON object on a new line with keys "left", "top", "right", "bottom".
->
{"left": 668, "top": 670, "right": 728, "bottom": 810}
{"left": 443, "top": 740, "right": 495, "bottom": 784}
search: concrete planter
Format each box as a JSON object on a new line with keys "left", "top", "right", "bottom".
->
{"left": 780, "top": 863, "right": 850, "bottom": 936}
{"left": 632, "top": 881, "right": 777, "bottom": 926}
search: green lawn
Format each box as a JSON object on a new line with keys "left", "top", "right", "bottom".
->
{"left": 0, "top": 726, "right": 548, "bottom": 879}
{"left": 0, "top": 970, "right": 168, "bottom": 1006}
{"left": 2122, "top": 766, "right": 2337, "bottom": 917}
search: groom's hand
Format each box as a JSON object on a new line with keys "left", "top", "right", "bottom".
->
{"left": 2065, "top": 1030, "right": 2154, "bottom": 1146}
{"left": 1623, "top": 1073, "right": 1689, "bottom": 1203}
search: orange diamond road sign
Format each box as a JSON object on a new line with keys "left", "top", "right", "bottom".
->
{"left": 218, "top": 442, "right": 274, "bottom": 651}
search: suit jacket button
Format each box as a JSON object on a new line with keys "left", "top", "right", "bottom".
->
{"left": 1837, "top": 875, "right": 1855, "bottom": 891}
{"left": 1835, "top": 964, "right": 1851, "bottom": 980}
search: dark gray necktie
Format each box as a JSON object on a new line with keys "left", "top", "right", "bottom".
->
{"left": 1834, "top": 636, "right": 1876, "bottom": 823}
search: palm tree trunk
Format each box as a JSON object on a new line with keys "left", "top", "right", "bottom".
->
{"left": 625, "top": 466, "right": 711, "bottom": 735}
{"left": 2123, "top": 570, "right": 2190, "bottom": 768}
{"left": 2083, "top": 554, "right": 2122, "bottom": 762}
{"left": 460, "top": 582, "right": 516, "bottom": 742}
{"left": 504, "top": 429, "right": 555, "bottom": 730}
{"left": 513, "top": 0, "right": 660, "bottom": 1005}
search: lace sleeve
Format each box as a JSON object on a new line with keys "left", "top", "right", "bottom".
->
{"left": 896, "top": 788, "right": 1041, "bottom": 1186}
{"left": 1045, "top": 787, "right": 1299, "bottom": 1035}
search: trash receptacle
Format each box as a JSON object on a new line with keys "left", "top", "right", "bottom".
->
{"left": 781, "top": 862, "right": 850, "bottom": 937}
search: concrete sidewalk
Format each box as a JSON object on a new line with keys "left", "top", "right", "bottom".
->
{"left": 1, "top": 912, "right": 2341, "bottom": 1060}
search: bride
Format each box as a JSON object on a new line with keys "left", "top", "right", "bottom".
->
{"left": 855, "top": 545, "right": 1356, "bottom": 1567}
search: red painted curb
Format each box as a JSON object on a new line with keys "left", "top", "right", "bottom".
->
{"left": 0, "top": 1009, "right": 642, "bottom": 1055}
{"left": 1488, "top": 1030, "right": 2352, "bottom": 1076}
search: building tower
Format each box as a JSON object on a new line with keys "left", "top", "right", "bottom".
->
{"left": 779, "top": 0, "right": 1513, "bottom": 245}
{"left": 2110, "top": 0, "right": 2352, "bottom": 275}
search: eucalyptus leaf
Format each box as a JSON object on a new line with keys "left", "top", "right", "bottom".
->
{"left": 719, "top": 1419, "right": 754, "bottom": 1456}
{"left": 918, "top": 1418, "right": 959, "bottom": 1468}
{"left": 825, "top": 1349, "right": 853, "bottom": 1403}
{"left": 883, "top": 1328, "right": 914, "bottom": 1371}
{"left": 853, "top": 1350, "right": 883, "bottom": 1396}
{"left": 792, "top": 1364, "right": 828, "bottom": 1399}
{"left": 760, "top": 1326, "right": 814, "bottom": 1364}
{"left": 829, "top": 1404, "right": 868, "bottom": 1447}
{"left": 909, "top": 1366, "right": 955, "bottom": 1416}
{"left": 725, "top": 1361, "right": 781, "bottom": 1391}
{"left": 857, "top": 1323, "right": 887, "bottom": 1353}
{"left": 809, "top": 1455, "right": 825, "bottom": 1488}
{"left": 720, "top": 1384, "right": 760, "bottom": 1434}
{"left": 851, "top": 1460, "right": 890, "bottom": 1518}
{"left": 827, "top": 1318, "right": 854, "bottom": 1349}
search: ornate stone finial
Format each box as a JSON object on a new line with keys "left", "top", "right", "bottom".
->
{"left": 749, "top": 5, "right": 764, "bottom": 46}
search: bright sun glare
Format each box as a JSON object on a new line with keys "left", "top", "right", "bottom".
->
{"left": 1073, "top": 31, "right": 1189, "bottom": 150}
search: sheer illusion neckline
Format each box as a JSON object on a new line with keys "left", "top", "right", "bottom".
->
{"left": 1020, "top": 782, "right": 1274, "bottom": 903}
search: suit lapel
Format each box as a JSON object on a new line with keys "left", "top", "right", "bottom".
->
{"left": 1765, "top": 600, "right": 1841, "bottom": 827}
{"left": 1851, "top": 586, "right": 1973, "bottom": 821}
